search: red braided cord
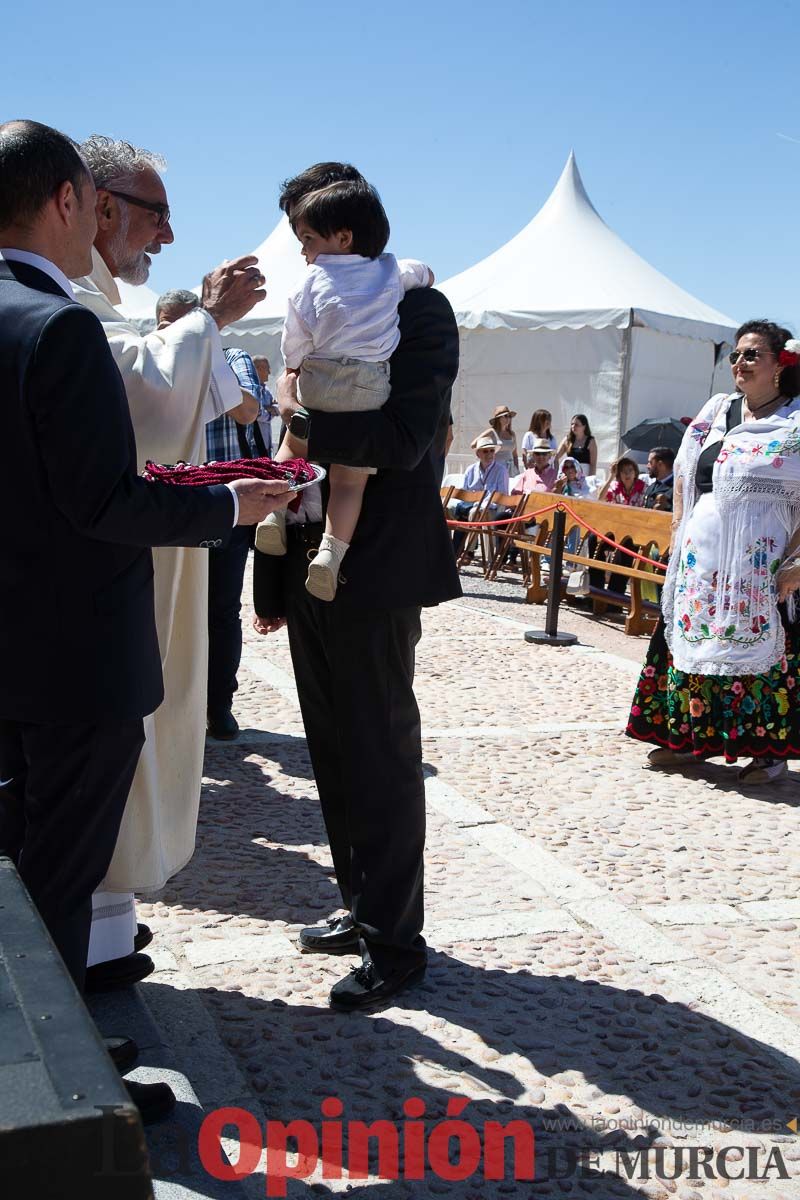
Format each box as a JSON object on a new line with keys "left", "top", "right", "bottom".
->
{"left": 446, "top": 499, "right": 667, "bottom": 571}
{"left": 445, "top": 502, "right": 560, "bottom": 530}
{"left": 144, "top": 456, "right": 314, "bottom": 487}
{"left": 558, "top": 501, "right": 667, "bottom": 571}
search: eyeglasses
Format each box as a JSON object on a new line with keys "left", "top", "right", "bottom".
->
{"left": 106, "top": 189, "right": 171, "bottom": 229}
{"left": 729, "top": 347, "right": 771, "bottom": 366}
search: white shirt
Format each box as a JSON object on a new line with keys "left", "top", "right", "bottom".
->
{"left": 281, "top": 253, "right": 431, "bottom": 368}
{"left": 0, "top": 248, "right": 75, "bottom": 298}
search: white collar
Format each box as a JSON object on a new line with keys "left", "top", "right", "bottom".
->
{"left": 0, "top": 248, "right": 75, "bottom": 298}
{"left": 78, "top": 245, "right": 121, "bottom": 308}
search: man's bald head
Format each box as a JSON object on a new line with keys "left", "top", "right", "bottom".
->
{"left": 0, "top": 120, "right": 89, "bottom": 231}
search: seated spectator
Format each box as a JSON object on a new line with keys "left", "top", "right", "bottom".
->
{"left": 512, "top": 439, "right": 558, "bottom": 493}
{"left": 603, "top": 456, "right": 646, "bottom": 507}
{"left": 644, "top": 445, "right": 676, "bottom": 510}
{"left": 452, "top": 437, "right": 509, "bottom": 559}
{"left": 554, "top": 456, "right": 590, "bottom": 497}
{"left": 556, "top": 413, "right": 597, "bottom": 475}
{"left": 472, "top": 406, "right": 519, "bottom": 475}
{"left": 521, "top": 409, "right": 556, "bottom": 466}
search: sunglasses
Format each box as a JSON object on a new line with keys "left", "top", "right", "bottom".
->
{"left": 728, "top": 347, "right": 770, "bottom": 366}
{"left": 106, "top": 189, "right": 171, "bottom": 229}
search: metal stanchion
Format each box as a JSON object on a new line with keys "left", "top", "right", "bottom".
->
{"left": 524, "top": 507, "right": 578, "bottom": 647}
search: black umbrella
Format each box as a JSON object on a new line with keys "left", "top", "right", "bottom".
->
{"left": 621, "top": 417, "right": 687, "bottom": 452}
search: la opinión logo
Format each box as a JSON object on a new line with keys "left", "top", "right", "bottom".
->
{"left": 198, "top": 1096, "right": 535, "bottom": 1196}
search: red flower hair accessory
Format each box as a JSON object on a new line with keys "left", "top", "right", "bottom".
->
{"left": 779, "top": 338, "right": 800, "bottom": 366}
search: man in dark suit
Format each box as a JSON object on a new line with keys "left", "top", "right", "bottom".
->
{"left": 644, "top": 446, "right": 676, "bottom": 511}
{"left": 253, "top": 163, "right": 461, "bottom": 1011}
{"left": 0, "top": 121, "right": 289, "bottom": 1045}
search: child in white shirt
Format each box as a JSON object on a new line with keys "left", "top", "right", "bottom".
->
{"left": 255, "top": 179, "right": 432, "bottom": 601}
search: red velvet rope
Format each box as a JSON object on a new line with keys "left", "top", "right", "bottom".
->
{"left": 445, "top": 499, "right": 667, "bottom": 571}
{"left": 144, "top": 456, "right": 315, "bottom": 487}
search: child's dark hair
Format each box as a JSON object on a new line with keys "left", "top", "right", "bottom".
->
{"left": 291, "top": 180, "right": 390, "bottom": 259}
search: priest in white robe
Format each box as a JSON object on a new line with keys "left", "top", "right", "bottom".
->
{"left": 72, "top": 135, "right": 267, "bottom": 982}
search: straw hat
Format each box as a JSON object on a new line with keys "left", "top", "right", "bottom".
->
{"left": 530, "top": 438, "right": 554, "bottom": 453}
{"left": 491, "top": 405, "right": 516, "bottom": 420}
{"left": 474, "top": 435, "right": 498, "bottom": 451}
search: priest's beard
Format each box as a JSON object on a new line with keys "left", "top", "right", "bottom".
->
{"left": 111, "top": 209, "right": 153, "bottom": 286}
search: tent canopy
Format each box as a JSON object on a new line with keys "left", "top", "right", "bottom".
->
{"left": 441, "top": 152, "right": 736, "bottom": 342}
{"left": 439, "top": 153, "right": 737, "bottom": 472}
{"left": 116, "top": 278, "right": 160, "bottom": 322}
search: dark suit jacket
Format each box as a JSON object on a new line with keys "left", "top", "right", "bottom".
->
{"left": 644, "top": 475, "right": 674, "bottom": 511}
{"left": 253, "top": 287, "right": 462, "bottom": 616}
{"left": 0, "top": 259, "right": 234, "bottom": 724}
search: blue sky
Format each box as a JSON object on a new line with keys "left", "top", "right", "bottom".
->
{"left": 5, "top": 0, "right": 800, "bottom": 331}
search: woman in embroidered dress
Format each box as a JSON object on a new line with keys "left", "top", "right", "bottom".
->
{"left": 627, "top": 321, "right": 800, "bottom": 784}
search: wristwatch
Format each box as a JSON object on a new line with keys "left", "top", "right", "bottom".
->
{"left": 288, "top": 406, "right": 311, "bottom": 440}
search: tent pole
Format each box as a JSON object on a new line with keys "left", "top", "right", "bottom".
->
{"left": 615, "top": 308, "right": 635, "bottom": 458}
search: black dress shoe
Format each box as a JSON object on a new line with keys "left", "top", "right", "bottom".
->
{"left": 85, "top": 952, "right": 155, "bottom": 993}
{"left": 299, "top": 914, "right": 360, "bottom": 955}
{"left": 329, "top": 958, "right": 426, "bottom": 1011}
{"left": 206, "top": 710, "right": 239, "bottom": 740}
{"left": 125, "top": 1080, "right": 176, "bottom": 1125}
{"left": 134, "top": 922, "right": 153, "bottom": 952}
{"left": 104, "top": 1036, "right": 139, "bottom": 1074}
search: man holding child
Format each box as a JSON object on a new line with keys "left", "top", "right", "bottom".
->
{"left": 254, "top": 162, "right": 460, "bottom": 1010}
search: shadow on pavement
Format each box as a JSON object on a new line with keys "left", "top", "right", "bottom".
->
{"left": 140, "top": 953, "right": 800, "bottom": 1197}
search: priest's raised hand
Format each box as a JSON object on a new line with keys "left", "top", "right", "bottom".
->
{"left": 201, "top": 254, "right": 266, "bottom": 328}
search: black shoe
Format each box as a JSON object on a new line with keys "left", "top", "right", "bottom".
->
{"left": 134, "top": 923, "right": 153, "bottom": 952}
{"left": 104, "top": 1036, "right": 139, "bottom": 1074}
{"left": 85, "top": 952, "right": 155, "bottom": 993}
{"left": 329, "top": 958, "right": 426, "bottom": 1011}
{"left": 206, "top": 710, "right": 239, "bottom": 741}
{"left": 125, "top": 1080, "right": 176, "bottom": 1125}
{"left": 299, "top": 914, "right": 360, "bottom": 955}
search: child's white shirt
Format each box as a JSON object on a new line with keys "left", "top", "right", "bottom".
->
{"left": 281, "top": 253, "right": 432, "bottom": 369}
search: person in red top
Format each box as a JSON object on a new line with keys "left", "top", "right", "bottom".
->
{"left": 603, "top": 456, "right": 646, "bottom": 506}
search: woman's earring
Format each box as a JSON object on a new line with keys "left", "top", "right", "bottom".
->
{"left": 774, "top": 368, "right": 783, "bottom": 390}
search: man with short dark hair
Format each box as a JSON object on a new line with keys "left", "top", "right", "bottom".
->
{"left": 0, "top": 119, "right": 289, "bottom": 1119}
{"left": 254, "top": 162, "right": 461, "bottom": 1011}
{"left": 645, "top": 446, "right": 676, "bottom": 511}
{"left": 154, "top": 294, "right": 261, "bottom": 741}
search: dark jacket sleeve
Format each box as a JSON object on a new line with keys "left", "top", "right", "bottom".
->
{"left": 307, "top": 289, "right": 459, "bottom": 471}
{"left": 252, "top": 547, "right": 288, "bottom": 619}
{"left": 28, "top": 305, "right": 233, "bottom": 546}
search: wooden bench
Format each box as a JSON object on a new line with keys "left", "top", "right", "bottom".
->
{"left": 508, "top": 494, "right": 672, "bottom": 636}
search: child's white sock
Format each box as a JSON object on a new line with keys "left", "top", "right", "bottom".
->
{"left": 305, "top": 534, "right": 350, "bottom": 602}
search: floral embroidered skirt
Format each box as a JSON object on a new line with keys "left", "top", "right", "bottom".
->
{"left": 626, "top": 616, "right": 800, "bottom": 762}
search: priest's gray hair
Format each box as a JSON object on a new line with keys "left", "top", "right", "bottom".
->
{"left": 155, "top": 289, "right": 200, "bottom": 321}
{"left": 80, "top": 135, "right": 166, "bottom": 190}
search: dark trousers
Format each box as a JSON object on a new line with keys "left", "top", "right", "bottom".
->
{"left": 207, "top": 526, "right": 252, "bottom": 717}
{"left": 0, "top": 718, "right": 145, "bottom": 989}
{"left": 283, "top": 528, "right": 427, "bottom": 974}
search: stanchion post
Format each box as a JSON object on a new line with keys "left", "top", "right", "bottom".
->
{"left": 524, "top": 507, "right": 578, "bottom": 647}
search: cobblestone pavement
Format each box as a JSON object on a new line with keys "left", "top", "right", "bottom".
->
{"left": 137, "top": 563, "right": 800, "bottom": 1198}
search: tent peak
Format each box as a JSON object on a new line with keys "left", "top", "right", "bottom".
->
{"left": 537, "top": 150, "right": 602, "bottom": 226}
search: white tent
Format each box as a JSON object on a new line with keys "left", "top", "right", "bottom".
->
{"left": 116, "top": 278, "right": 160, "bottom": 324}
{"left": 218, "top": 216, "right": 306, "bottom": 366}
{"left": 440, "top": 153, "right": 737, "bottom": 472}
